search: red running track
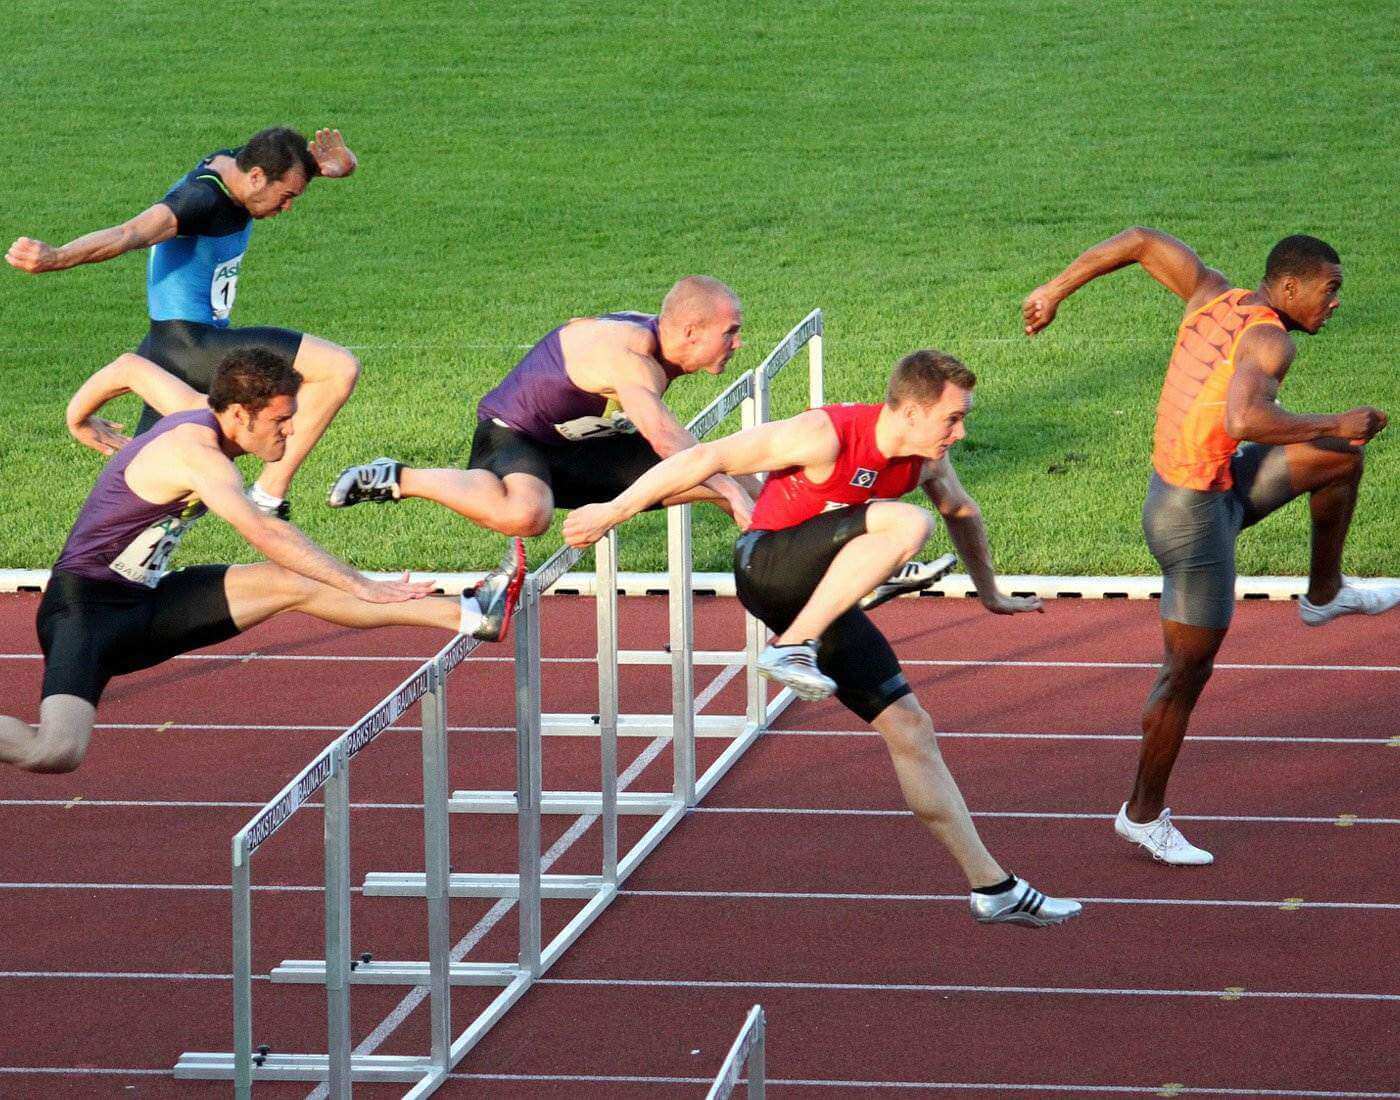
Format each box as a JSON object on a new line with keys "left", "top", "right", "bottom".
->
{"left": 1, "top": 592, "right": 1397, "bottom": 1098}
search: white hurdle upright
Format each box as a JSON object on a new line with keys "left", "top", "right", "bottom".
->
{"left": 707, "top": 1005, "right": 767, "bottom": 1100}
{"left": 175, "top": 309, "right": 822, "bottom": 1096}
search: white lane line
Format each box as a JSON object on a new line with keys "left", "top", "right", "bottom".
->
{"left": 539, "top": 975, "right": 1400, "bottom": 1002}
{"left": 622, "top": 889, "right": 1400, "bottom": 912}
{"left": 0, "top": 1066, "right": 1390, "bottom": 1098}
{"left": 57, "top": 722, "right": 1400, "bottom": 746}
{"left": 302, "top": 660, "right": 747, "bottom": 1100}
{"left": 0, "top": 970, "right": 245, "bottom": 981}
{"left": 5, "top": 798, "right": 1396, "bottom": 827}
{"left": 3, "top": 882, "right": 1397, "bottom": 912}
{"left": 3, "top": 652, "right": 1400, "bottom": 673}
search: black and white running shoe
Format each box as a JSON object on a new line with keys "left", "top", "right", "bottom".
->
{"left": 756, "top": 640, "right": 837, "bottom": 701}
{"left": 328, "top": 458, "right": 403, "bottom": 507}
{"left": 860, "top": 552, "right": 958, "bottom": 611}
{"left": 970, "top": 876, "right": 1082, "bottom": 927}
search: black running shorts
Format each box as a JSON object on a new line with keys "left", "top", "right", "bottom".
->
{"left": 467, "top": 417, "right": 665, "bottom": 509}
{"left": 134, "top": 319, "right": 305, "bottom": 434}
{"left": 734, "top": 504, "right": 911, "bottom": 723}
{"left": 37, "top": 567, "right": 240, "bottom": 705}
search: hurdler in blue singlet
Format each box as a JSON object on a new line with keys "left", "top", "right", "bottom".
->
{"left": 146, "top": 151, "right": 254, "bottom": 327}
{"left": 476, "top": 312, "right": 680, "bottom": 444}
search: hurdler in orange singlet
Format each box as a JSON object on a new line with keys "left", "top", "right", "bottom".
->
{"left": 1152, "top": 289, "right": 1285, "bottom": 492}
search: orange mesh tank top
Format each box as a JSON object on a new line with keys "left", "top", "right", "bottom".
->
{"left": 1152, "top": 289, "right": 1285, "bottom": 491}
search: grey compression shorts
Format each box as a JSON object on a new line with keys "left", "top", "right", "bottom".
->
{"left": 1141, "top": 443, "right": 1297, "bottom": 629}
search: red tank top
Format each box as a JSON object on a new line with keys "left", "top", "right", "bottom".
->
{"left": 748, "top": 403, "right": 926, "bottom": 532}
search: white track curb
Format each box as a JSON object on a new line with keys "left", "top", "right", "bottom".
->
{"left": 0, "top": 568, "right": 1354, "bottom": 601}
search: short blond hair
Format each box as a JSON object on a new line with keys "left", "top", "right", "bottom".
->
{"left": 885, "top": 349, "right": 976, "bottom": 408}
{"left": 659, "top": 275, "right": 740, "bottom": 324}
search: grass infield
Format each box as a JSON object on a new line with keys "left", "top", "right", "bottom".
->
{"left": 2, "top": 1, "right": 1395, "bottom": 574}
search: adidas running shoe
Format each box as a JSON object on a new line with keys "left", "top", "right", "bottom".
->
{"left": 970, "top": 876, "right": 1083, "bottom": 927}
{"left": 860, "top": 552, "right": 958, "bottom": 611}
{"left": 328, "top": 458, "right": 403, "bottom": 507}
{"left": 756, "top": 641, "right": 837, "bottom": 701}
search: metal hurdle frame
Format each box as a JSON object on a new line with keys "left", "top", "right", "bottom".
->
{"left": 176, "top": 309, "right": 822, "bottom": 1095}
{"left": 706, "top": 1005, "right": 767, "bottom": 1100}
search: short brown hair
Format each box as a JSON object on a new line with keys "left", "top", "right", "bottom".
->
{"left": 236, "top": 126, "right": 320, "bottom": 182}
{"left": 209, "top": 348, "right": 302, "bottom": 415}
{"left": 885, "top": 349, "right": 976, "bottom": 407}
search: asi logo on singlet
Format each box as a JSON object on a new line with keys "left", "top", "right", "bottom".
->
{"left": 850, "top": 468, "right": 878, "bottom": 489}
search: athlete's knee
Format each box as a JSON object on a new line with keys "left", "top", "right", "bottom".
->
{"left": 875, "top": 697, "right": 938, "bottom": 758}
{"left": 870, "top": 502, "right": 936, "bottom": 556}
{"left": 25, "top": 726, "right": 87, "bottom": 773}
{"left": 496, "top": 496, "right": 552, "bottom": 537}
{"left": 325, "top": 348, "right": 361, "bottom": 397}
{"left": 1163, "top": 652, "right": 1215, "bottom": 697}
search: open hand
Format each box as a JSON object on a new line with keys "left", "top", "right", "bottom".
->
{"left": 563, "top": 503, "right": 618, "bottom": 548}
{"left": 6, "top": 237, "right": 58, "bottom": 273}
{"left": 1021, "top": 285, "right": 1062, "bottom": 335}
{"left": 983, "top": 591, "right": 1044, "bottom": 615}
{"left": 354, "top": 572, "right": 435, "bottom": 603}
{"left": 69, "top": 416, "right": 131, "bottom": 456}
{"left": 308, "top": 129, "right": 358, "bottom": 178}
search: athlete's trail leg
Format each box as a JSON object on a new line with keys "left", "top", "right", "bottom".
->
{"left": 0, "top": 695, "right": 97, "bottom": 773}
{"left": 224, "top": 563, "right": 462, "bottom": 632}
{"left": 399, "top": 469, "right": 554, "bottom": 537}
{"left": 1129, "top": 620, "right": 1227, "bottom": 822}
{"left": 257, "top": 335, "right": 361, "bottom": 498}
{"left": 775, "top": 502, "right": 932, "bottom": 644}
{"left": 871, "top": 695, "right": 1005, "bottom": 887}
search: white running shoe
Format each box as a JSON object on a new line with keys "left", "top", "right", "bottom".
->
{"left": 860, "top": 553, "right": 958, "bottom": 611}
{"left": 756, "top": 641, "right": 837, "bottom": 701}
{"left": 969, "top": 876, "right": 1083, "bottom": 927}
{"left": 1114, "top": 803, "right": 1213, "bottom": 866}
{"left": 1298, "top": 580, "right": 1400, "bottom": 627}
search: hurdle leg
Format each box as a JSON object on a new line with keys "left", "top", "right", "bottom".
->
{"left": 322, "top": 743, "right": 353, "bottom": 1097}
{"left": 515, "top": 576, "right": 544, "bottom": 975}
{"left": 231, "top": 839, "right": 254, "bottom": 1098}
{"left": 420, "top": 662, "right": 453, "bottom": 1068}
{"left": 740, "top": 386, "right": 769, "bottom": 728}
{"left": 596, "top": 530, "right": 621, "bottom": 882}
{"left": 668, "top": 503, "right": 697, "bottom": 805}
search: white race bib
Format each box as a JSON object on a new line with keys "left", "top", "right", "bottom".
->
{"left": 109, "top": 506, "right": 203, "bottom": 588}
{"left": 211, "top": 252, "right": 244, "bottom": 321}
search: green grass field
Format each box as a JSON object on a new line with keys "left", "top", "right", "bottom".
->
{"left": 3, "top": 0, "right": 1396, "bottom": 574}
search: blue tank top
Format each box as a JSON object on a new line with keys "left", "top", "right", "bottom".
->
{"left": 147, "top": 151, "right": 254, "bottom": 327}
{"left": 54, "top": 409, "right": 220, "bottom": 588}
{"left": 476, "top": 312, "right": 674, "bottom": 444}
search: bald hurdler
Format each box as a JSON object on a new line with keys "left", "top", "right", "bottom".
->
{"left": 0, "top": 351, "right": 522, "bottom": 775}
{"left": 7, "top": 127, "right": 363, "bottom": 517}
{"left": 565, "top": 350, "right": 1079, "bottom": 927}
{"left": 330, "top": 276, "right": 757, "bottom": 535}
{"left": 1024, "top": 228, "right": 1395, "bottom": 864}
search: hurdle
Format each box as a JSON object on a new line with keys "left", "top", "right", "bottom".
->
{"left": 707, "top": 1005, "right": 767, "bottom": 1100}
{"left": 175, "top": 631, "right": 490, "bottom": 1096}
{"left": 175, "top": 309, "right": 822, "bottom": 1094}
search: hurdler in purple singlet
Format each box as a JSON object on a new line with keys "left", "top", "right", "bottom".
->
{"left": 476, "top": 312, "right": 679, "bottom": 444}
{"left": 54, "top": 409, "right": 221, "bottom": 588}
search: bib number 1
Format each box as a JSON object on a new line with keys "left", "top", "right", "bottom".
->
{"left": 211, "top": 253, "right": 244, "bottom": 322}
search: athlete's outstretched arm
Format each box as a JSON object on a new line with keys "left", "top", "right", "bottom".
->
{"left": 1226, "top": 325, "right": 1387, "bottom": 446}
{"left": 921, "top": 457, "right": 1042, "bottom": 615}
{"left": 6, "top": 203, "right": 178, "bottom": 274}
{"left": 1022, "top": 226, "right": 1231, "bottom": 334}
{"left": 174, "top": 433, "right": 433, "bottom": 604}
{"left": 563, "top": 410, "right": 839, "bottom": 548}
{"left": 66, "top": 354, "right": 206, "bottom": 455}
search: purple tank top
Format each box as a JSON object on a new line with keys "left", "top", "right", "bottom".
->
{"left": 476, "top": 311, "right": 672, "bottom": 444}
{"left": 54, "top": 408, "right": 220, "bottom": 588}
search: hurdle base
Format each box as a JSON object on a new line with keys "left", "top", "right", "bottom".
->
{"left": 174, "top": 1051, "right": 431, "bottom": 1084}
{"left": 271, "top": 959, "right": 526, "bottom": 985}
{"left": 449, "top": 789, "right": 677, "bottom": 814}
{"left": 364, "top": 870, "right": 606, "bottom": 898}
{"left": 540, "top": 712, "right": 748, "bottom": 737}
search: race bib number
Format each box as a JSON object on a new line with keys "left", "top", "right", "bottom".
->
{"left": 553, "top": 409, "right": 635, "bottom": 442}
{"left": 210, "top": 252, "right": 244, "bottom": 321}
{"left": 109, "top": 506, "right": 203, "bottom": 588}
